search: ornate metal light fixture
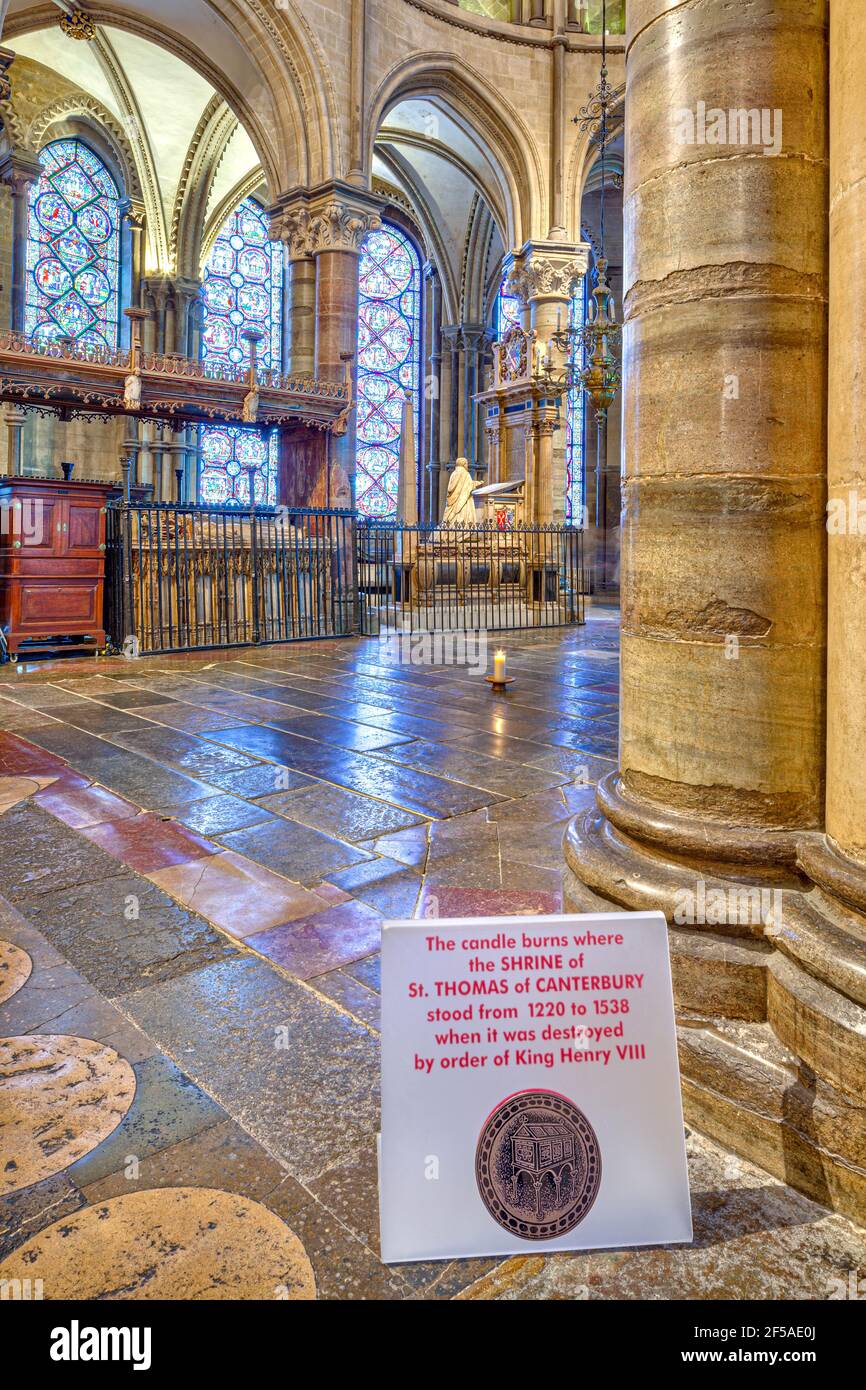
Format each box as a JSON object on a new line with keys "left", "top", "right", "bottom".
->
{"left": 59, "top": 10, "right": 97, "bottom": 42}
{"left": 545, "top": 0, "right": 621, "bottom": 418}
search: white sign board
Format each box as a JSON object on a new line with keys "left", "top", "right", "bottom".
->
{"left": 380, "top": 912, "right": 692, "bottom": 1263}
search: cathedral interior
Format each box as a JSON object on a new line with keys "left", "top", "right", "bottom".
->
{"left": 1, "top": 0, "right": 865, "bottom": 1308}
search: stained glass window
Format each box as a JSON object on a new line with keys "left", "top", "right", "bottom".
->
{"left": 25, "top": 138, "right": 121, "bottom": 348}
{"left": 565, "top": 278, "right": 587, "bottom": 527}
{"left": 355, "top": 223, "right": 422, "bottom": 519}
{"left": 199, "top": 197, "right": 283, "bottom": 506}
{"left": 494, "top": 276, "right": 521, "bottom": 340}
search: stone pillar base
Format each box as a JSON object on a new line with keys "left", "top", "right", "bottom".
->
{"left": 563, "top": 802, "right": 866, "bottom": 1225}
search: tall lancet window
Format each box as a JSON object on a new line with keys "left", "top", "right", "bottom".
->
{"left": 199, "top": 196, "right": 283, "bottom": 505}
{"left": 355, "top": 223, "right": 422, "bottom": 519}
{"left": 25, "top": 138, "right": 121, "bottom": 348}
{"left": 494, "top": 276, "right": 521, "bottom": 340}
{"left": 565, "top": 278, "right": 587, "bottom": 527}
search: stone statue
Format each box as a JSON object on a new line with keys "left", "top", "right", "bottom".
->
{"left": 124, "top": 371, "right": 141, "bottom": 411}
{"left": 242, "top": 385, "right": 260, "bottom": 424}
{"left": 442, "top": 457, "right": 479, "bottom": 526}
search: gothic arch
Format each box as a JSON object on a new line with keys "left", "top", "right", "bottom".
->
{"left": 201, "top": 171, "right": 269, "bottom": 270}
{"left": 373, "top": 144, "right": 460, "bottom": 324}
{"left": 173, "top": 97, "right": 239, "bottom": 281}
{"left": 4, "top": 0, "right": 337, "bottom": 194}
{"left": 27, "top": 97, "right": 142, "bottom": 207}
{"left": 565, "top": 83, "right": 625, "bottom": 240}
{"left": 365, "top": 53, "right": 545, "bottom": 250}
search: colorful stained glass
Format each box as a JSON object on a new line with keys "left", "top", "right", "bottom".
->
{"left": 25, "top": 139, "right": 120, "bottom": 348}
{"left": 565, "top": 279, "right": 587, "bottom": 528}
{"left": 355, "top": 224, "right": 422, "bottom": 519}
{"left": 199, "top": 197, "right": 283, "bottom": 506}
{"left": 495, "top": 276, "right": 521, "bottom": 339}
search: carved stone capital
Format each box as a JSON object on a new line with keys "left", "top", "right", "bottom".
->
{"left": 0, "top": 149, "right": 42, "bottom": 195}
{"left": 505, "top": 239, "right": 591, "bottom": 305}
{"left": 270, "top": 181, "right": 385, "bottom": 259}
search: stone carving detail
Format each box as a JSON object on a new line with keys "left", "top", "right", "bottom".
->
{"left": 507, "top": 254, "right": 584, "bottom": 305}
{"left": 276, "top": 199, "right": 382, "bottom": 257}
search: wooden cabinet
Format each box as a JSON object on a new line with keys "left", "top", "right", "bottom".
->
{"left": 0, "top": 477, "right": 118, "bottom": 659}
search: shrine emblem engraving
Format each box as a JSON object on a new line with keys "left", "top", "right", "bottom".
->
{"left": 475, "top": 1090, "right": 602, "bottom": 1240}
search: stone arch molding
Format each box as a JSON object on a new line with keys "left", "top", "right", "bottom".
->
{"left": 4, "top": 0, "right": 339, "bottom": 193}
{"left": 565, "top": 82, "right": 625, "bottom": 240}
{"left": 365, "top": 53, "right": 546, "bottom": 251}
{"left": 27, "top": 96, "right": 144, "bottom": 208}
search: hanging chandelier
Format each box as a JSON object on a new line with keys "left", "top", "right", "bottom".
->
{"left": 544, "top": 0, "right": 621, "bottom": 418}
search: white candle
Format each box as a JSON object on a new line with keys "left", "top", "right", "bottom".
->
{"left": 493, "top": 649, "right": 507, "bottom": 682}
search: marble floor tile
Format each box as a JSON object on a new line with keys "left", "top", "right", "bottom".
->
{"left": 78, "top": 1117, "right": 287, "bottom": 1207}
{"left": 251, "top": 900, "right": 383, "bottom": 980}
{"left": 0, "top": 1172, "right": 85, "bottom": 1261}
{"left": 172, "top": 793, "right": 278, "bottom": 837}
{"left": 418, "top": 884, "right": 562, "bottom": 919}
{"left": 91, "top": 690, "right": 180, "bottom": 709}
{"left": 367, "top": 822, "right": 429, "bottom": 869}
{"left": 66, "top": 1053, "right": 225, "bottom": 1188}
{"left": 0, "top": 1033, "right": 136, "bottom": 1194}
{"left": 204, "top": 762, "right": 317, "bottom": 799}
{"left": 324, "top": 857, "right": 424, "bottom": 917}
{"left": 0, "top": 802, "right": 125, "bottom": 901}
{"left": 81, "top": 812, "right": 216, "bottom": 874}
{"left": 131, "top": 703, "right": 253, "bottom": 734}
{"left": 73, "top": 753, "right": 218, "bottom": 813}
{"left": 27, "top": 872, "right": 236, "bottom": 998}
{"left": 265, "top": 710, "right": 414, "bottom": 753}
{"left": 208, "top": 725, "right": 505, "bottom": 818}
{"left": 218, "top": 816, "right": 374, "bottom": 885}
{"left": 313, "top": 967, "right": 381, "bottom": 1029}
{"left": 33, "top": 780, "right": 139, "bottom": 829}
{"left": 0, "top": 1188, "right": 317, "bottom": 1300}
{"left": 0, "top": 731, "right": 69, "bottom": 777}
{"left": 148, "top": 850, "right": 327, "bottom": 937}
{"left": 108, "top": 726, "right": 260, "bottom": 778}
{"left": 262, "top": 782, "right": 424, "bottom": 842}
{"left": 0, "top": 939, "right": 32, "bottom": 1004}
{"left": 122, "top": 956, "right": 380, "bottom": 1184}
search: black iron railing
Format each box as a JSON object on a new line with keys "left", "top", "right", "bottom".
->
{"left": 105, "top": 501, "right": 355, "bottom": 654}
{"left": 106, "top": 506, "right": 586, "bottom": 655}
{"left": 357, "top": 521, "right": 584, "bottom": 635}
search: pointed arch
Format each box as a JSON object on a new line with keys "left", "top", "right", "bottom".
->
{"left": 565, "top": 83, "right": 624, "bottom": 240}
{"left": 4, "top": 0, "right": 338, "bottom": 193}
{"left": 365, "top": 53, "right": 545, "bottom": 250}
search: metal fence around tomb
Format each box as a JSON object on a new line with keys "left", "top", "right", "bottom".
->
{"left": 105, "top": 506, "right": 585, "bottom": 654}
{"left": 356, "top": 521, "right": 584, "bottom": 635}
{"left": 105, "top": 501, "right": 356, "bottom": 653}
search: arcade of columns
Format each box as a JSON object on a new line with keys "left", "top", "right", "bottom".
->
{"left": 566, "top": 0, "right": 866, "bottom": 1223}
{"left": 0, "top": 148, "right": 604, "bottom": 531}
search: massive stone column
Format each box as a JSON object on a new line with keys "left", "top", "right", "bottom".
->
{"left": 563, "top": 1, "right": 866, "bottom": 1222}
{"left": 284, "top": 255, "right": 316, "bottom": 378}
{"left": 271, "top": 183, "right": 382, "bottom": 509}
{"left": 825, "top": 0, "right": 866, "bottom": 871}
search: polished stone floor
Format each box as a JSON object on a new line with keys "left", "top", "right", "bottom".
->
{"left": 1, "top": 610, "right": 865, "bottom": 1299}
